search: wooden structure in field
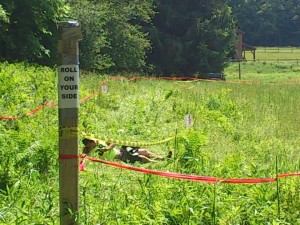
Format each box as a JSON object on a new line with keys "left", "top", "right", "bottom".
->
{"left": 235, "top": 29, "right": 256, "bottom": 61}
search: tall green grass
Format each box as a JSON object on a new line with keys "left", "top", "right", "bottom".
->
{"left": 0, "top": 62, "right": 300, "bottom": 224}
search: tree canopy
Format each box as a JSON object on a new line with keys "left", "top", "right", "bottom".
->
{"left": 0, "top": 0, "right": 66, "bottom": 65}
{"left": 67, "top": 0, "right": 155, "bottom": 72}
{"left": 0, "top": 0, "right": 238, "bottom": 75}
{"left": 3, "top": 1, "right": 299, "bottom": 75}
{"left": 228, "top": 0, "right": 300, "bottom": 46}
{"left": 148, "top": 0, "right": 236, "bottom": 75}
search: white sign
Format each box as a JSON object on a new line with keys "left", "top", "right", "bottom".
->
{"left": 101, "top": 85, "right": 107, "bottom": 93}
{"left": 184, "top": 114, "right": 193, "bottom": 129}
{"left": 58, "top": 65, "right": 79, "bottom": 108}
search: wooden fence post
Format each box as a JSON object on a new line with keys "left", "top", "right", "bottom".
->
{"left": 238, "top": 61, "right": 241, "bottom": 80}
{"left": 212, "top": 183, "right": 217, "bottom": 225}
{"left": 276, "top": 155, "right": 281, "bottom": 219}
{"left": 58, "top": 21, "right": 82, "bottom": 225}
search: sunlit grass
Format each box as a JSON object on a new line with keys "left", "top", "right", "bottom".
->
{"left": 1, "top": 62, "right": 300, "bottom": 224}
{"left": 245, "top": 47, "right": 300, "bottom": 61}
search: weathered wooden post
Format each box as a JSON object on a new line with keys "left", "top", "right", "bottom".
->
{"left": 58, "top": 21, "right": 82, "bottom": 225}
{"left": 238, "top": 60, "right": 241, "bottom": 80}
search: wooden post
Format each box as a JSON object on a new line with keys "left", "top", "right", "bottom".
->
{"left": 276, "top": 155, "right": 281, "bottom": 219}
{"left": 212, "top": 183, "right": 217, "bottom": 225}
{"left": 238, "top": 61, "right": 241, "bottom": 80}
{"left": 58, "top": 21, "right": 82, "bottom": 225}
{"left": 174, "top": 128, "right": 178, "bottom": 170}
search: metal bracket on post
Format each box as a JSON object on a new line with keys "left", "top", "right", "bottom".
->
{"left": 58, "top": 21, "right": 82, "bottom": 225}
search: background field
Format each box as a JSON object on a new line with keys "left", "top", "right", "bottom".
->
{"left": 244, "top": 47, "right": 300, "bottom": 65}
{"left": 0, "top": 59, "right": 300, "bottom": 224}
{"left": 227, "top": 47, "right": 300, "bottom": 82}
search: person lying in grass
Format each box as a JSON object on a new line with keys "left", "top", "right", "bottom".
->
{"left": 82, "top": 138, "right": 172, "bottom": 163}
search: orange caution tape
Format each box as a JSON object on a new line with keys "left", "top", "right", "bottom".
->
{"left": 79, "top": 155, "right": 299, "bottom": 184}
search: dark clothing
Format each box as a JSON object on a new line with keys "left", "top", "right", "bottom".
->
{"left": 120, "top": 146, "right": 143, "bottom": 163}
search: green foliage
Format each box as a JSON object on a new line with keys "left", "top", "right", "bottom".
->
{"left": 0, "top": 63, "right": 57, "bottom": 190}
{"left": 225, "top": 57, "right": 300, "bottom": 82}
{"left": 0, "top": 0, "right": 67, "bottom": 65}
{"left": 148, "top": 0, "right": 237, "bottom": 75}
{"left": 0, "top": 1, "right": 237, "bottom": 74}
{"left": 176, "top": 129, "right": 208, "bottom": 173}
{"left": 0, "top": 4, "right": 8, "bottom": 23}
{"left": 1, "top": 62, "right": 300, "bottom": 224}
{"left": 0, "top": 62, "right": 57, "bottom": 115}
{"left": 67, "top": 0, "right": 155, "bottom": 72}
{"left": 228, "top": 0, "right": 300, "bottom": 46}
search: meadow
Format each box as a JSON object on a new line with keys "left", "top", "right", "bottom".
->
{"left": 244, "top": 47, "right": 300, "bottom": 65}
{"left": 0, "top": 57, "right": 300, "bottom": 224}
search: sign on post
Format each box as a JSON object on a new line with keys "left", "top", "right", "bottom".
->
{"left": 58, "top": 21, "right": 82, "bottom": 225}
{"left": 58, "top": 65, "right": 79, "bottom": 108}
{"left": 185, "top": 114, "right": 193, "bottom": 129}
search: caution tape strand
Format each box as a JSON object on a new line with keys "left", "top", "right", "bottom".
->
{"left": 81, "top": 132, "right": 175, "bottom": 147}
{"left": 82, "top": 156, "right": 299, "bottom": 184}
{"left": 58, "top": 154, "right": 300, "bottom": 184}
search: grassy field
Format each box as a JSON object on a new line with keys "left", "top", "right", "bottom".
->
{"left": 226, "top": 47, "right": 300, "bottom": 82}
{"left": 244, "top": 47, "right": 300, "bottom": 64}
{"left": 0, "top": 60, "right": 300, "bottom": 224}
{"left": 225, "top": 61, "right": 300, "bottom": 83}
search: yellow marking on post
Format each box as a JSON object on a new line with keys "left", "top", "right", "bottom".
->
{"left": 60, "top": 127, "right": 79, "bottom": 139}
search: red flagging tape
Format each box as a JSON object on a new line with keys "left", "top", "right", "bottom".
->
{"left": 0, "top": 101, "right": 56, "bottom": 121}
{"left": 86, "top": 157, "right": 217, "bottom": 183}
{"left": 79, "top": 154, "right": 87, "bottom": 171}
{"left": 0, "top": 115, "right": 21, "bottom": 121}
{"left": 219, "top": 178, "right": 276, "bottom": 183}
{"left": 80, "top": 90, "right": 101, "bottom": 103}
{"left": 44, "top": 102, "right": 57, "bottom": 107}
{"left": 59, "top": 155, "right": 299, "bottom": 184}
{"left": 1, "top": 76, "right": 213, "bottom": 121}
{"left": 0, "top": 88, "right": 101, "bottom": 121}
{"left": 59, "top": 154, "right": 87, "bottom": 171}
{"left": 84, "top": 157, "right": 284, "bottom": 184}
{"left": 59, "top": 154, "right": 82, "bottom": 159}
{"left": 58, "top": 154, "right": 87, "bottom": 171}
{"left": 25, "top": 103, "right": 46, "bottom": 117}
{"left": 278, "top": 172, "right": 300, "bottom": 178}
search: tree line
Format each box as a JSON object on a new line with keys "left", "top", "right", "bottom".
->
{"left": 0, "top": 1, "right": 299, "bottom": 75}
{"left": 228, "top": 0, "right": 300, "bottom": 46}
